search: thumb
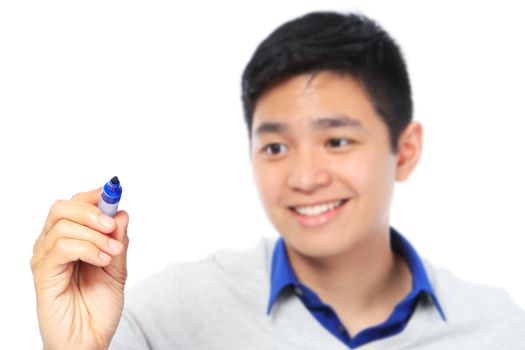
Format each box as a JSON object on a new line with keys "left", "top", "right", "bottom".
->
{"left": 105, "top": 210, "right": 129, "bottom": 283}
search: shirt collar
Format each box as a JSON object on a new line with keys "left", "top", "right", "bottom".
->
{"left": 267, "top": 236, "right": 299, "bottom": 314}
{"left": 267, "top": 227, "right": 446, "bottom": 321}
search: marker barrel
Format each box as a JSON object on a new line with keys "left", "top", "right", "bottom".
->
{"left": 98, "top": 199, "right": 119, "bottom": 218}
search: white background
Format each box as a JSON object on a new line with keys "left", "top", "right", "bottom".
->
{"left": 1, "top": 0, "right": 524, "bottom": 348}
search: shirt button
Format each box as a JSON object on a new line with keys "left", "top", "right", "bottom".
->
{"left": 338, "top": 325, "right": 346, "bottom": 333}
{"left": 294, "top": 286, "right": 304, "bottom": 296}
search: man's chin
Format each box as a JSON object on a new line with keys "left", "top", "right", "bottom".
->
{"left": 282, "top": 232, "right": 356, "bottom": 260}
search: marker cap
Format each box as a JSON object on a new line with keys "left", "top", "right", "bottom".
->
{"left": 101, "top": 176, "right": 122, "bottom": 204}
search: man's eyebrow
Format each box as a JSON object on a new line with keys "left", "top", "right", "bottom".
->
{"left": 254, "top": 115, "right": 364, "bottom": 136}
{"left": 313, "top": 115, "right": 364, "bottom": 130}
{"left": 254, "top": 122, "right": 288, "bottom": 136}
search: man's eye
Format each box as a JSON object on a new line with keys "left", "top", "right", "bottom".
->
{"left": 327, "top": 138, "right": 353, "bottom": 148}
{"left": 263, "top": 143, "right": 288, "bottom": 156}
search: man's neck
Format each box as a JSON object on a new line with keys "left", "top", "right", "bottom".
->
{"left": 285, "top": 226, "right": 412, "bottom": 331}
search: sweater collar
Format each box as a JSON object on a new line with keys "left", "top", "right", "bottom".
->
{"left": 267, "top": 227, "right": 446, "bottom": 321}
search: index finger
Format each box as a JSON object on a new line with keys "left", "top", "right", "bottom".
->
{"left": 71, "top": 188, "right": 103, "bottom": 205}
{"left": 41, "top": 198, "right": 115, "bottom": 236}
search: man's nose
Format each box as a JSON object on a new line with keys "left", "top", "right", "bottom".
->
{"left": 287, "top": 151, "right": 331, "bottom": 193}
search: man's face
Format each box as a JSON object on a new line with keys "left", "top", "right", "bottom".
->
{"left": 250, "top": 71, "right": 399, "bottom": 259}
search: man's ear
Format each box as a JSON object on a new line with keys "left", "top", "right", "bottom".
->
{"left": 395, "top": 122, "right": 423, "bottom": 182}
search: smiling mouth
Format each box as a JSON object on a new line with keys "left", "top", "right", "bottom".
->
{"left": 288, "top": 198, "right": 350, "bottom": 217}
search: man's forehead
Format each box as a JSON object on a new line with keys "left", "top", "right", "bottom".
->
{"left": 250, "top": 70, "right": 387, "bottom": 141}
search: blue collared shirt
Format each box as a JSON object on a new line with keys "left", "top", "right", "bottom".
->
{"left": 267, "top": 227, "right": 446, "bottom": 348}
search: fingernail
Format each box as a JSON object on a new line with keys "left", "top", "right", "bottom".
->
{"left": 99, "top": 251, "right": 111, "bottom": 262}
{"left": 98, "top": 215, "right": 114, "bottom": 228}
{"left": 108, "top": 239, "right": 123, "bottom": 253}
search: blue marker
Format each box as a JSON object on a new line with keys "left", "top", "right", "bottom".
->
{"left": 98, "top": 176, "right": 122, "bottom": 218}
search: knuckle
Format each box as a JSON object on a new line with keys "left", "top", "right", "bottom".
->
{"left": 70, "top": 191, "right": 83, "bottom": 200}
{"left": 44, "top": 220, "right": 69, "bottom": 251}
{"left": 33, "top": 237, "right": 46, "bottom": 256}
{"left": 42, "top": 232, "right": 55, "bottom": 252}
{"left": 54, "top": 238, "right": 69, "bottom": 254}
{"left": 32, "top": 238, "right": 40, "bottom": 254}
{"left": 77, "top": 243, "right": 91, "bottom": 257}
{"left": 53, "top": 218, "right": 70, "bottom": 232}
{"left": 50, "top": 199, "right": 67, "bottom": 215}
{"left": 30, "top": 252, "right": 44, "bottom": 273}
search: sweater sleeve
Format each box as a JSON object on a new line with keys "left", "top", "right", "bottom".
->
{"left": 109, "top": 308, "right": 151, "bottom": 350}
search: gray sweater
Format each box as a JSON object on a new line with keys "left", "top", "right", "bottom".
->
{"left": 110, "top": 238, "right": 525, "bottom": 349}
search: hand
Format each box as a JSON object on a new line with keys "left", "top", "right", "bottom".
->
{"left": 31, "top": 188, "right": 129, "bottom": 350}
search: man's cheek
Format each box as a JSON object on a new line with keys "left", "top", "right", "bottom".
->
{"left": 256, "top": 169, "right": 281, "bottom": 203}
{"left": 337, "top": 158, "right": 368, "bottom": 191}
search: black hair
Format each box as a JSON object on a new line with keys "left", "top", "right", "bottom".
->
{"left": 241, "top": 11, "right": 412, "bottom": 153}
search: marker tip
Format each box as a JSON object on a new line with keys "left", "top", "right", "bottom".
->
{"left": 111, "top": 176, "right": 120, "bottom": 185}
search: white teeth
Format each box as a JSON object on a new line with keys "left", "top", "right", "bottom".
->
{"left": 294, "top": 200, "right": 344, "bottom": 216}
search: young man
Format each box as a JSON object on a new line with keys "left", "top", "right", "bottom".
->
{"left": 31, "top": 11, "right": 525, "bottom": 350}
